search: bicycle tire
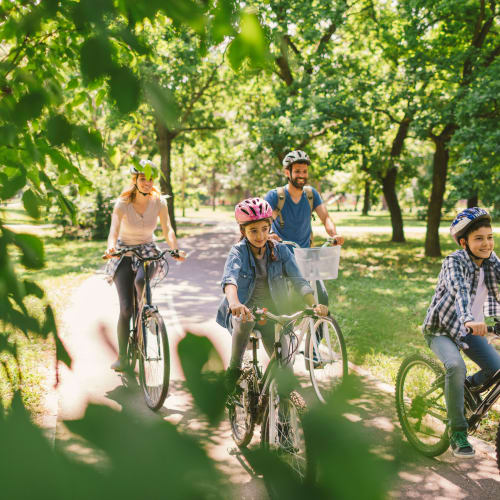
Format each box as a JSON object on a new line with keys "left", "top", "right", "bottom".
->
{"left": 496, "top": 423, "right": 500, "bottom": 473}
{"left": 395, "top": 353, "right": 449, "bottom": 457}
{"left": 261, "top": 381, "right": 313, "bottom": 482}
{"left": 228, "top": 371, "right": 256, "bottom": 447}
{"left": 138, "top": 310, "right": 170, "bottom": 411}
{"left": 305, "top": 315, "right": 347, "bottom": 403}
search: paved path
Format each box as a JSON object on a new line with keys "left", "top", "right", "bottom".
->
{"left": 56, "top": 222, "right": 500, "bottom": 499}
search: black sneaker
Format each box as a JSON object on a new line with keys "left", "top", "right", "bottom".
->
{"left": 449, "top": 430, "right": 475, "bottom": 458}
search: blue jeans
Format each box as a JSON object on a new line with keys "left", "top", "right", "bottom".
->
{"left": 429, "top": 333, "right": 500, "bottom": 431}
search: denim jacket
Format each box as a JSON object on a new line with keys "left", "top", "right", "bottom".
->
{"left": 423, "top": 249, "right": 500, "bottom": 348}
{"left": 216, "top": 239, "right": 314, "bottom": 332}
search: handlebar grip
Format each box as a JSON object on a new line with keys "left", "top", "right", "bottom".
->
{"left": 465, "top": 326, "right": 494, "bottom": 334}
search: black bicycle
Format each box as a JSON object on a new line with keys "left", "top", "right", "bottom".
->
{"left": 228, "top": 306, "right": 317, "bottom": 482}
{"left": 107, "top": 247, "right": 178, "bottom": 411}
{"left": 395, "top": 322, "right": 500, "bottom": 469}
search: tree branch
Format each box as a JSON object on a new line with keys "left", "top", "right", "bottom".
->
{"left": 373, "top": 108, "right": 401, "bottom": 124}
{"left": 178, "top": 125, "right": 226, "bottom": 133}
{"left": 298, "top": 122, "right": 337, "bottom": 149}
{"left": 179, "top": 63, "right": 221, "bottom": 125}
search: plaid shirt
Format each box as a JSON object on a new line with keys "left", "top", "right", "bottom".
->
{"left": 423, "top": 249, "right": 500, "bottom": 348}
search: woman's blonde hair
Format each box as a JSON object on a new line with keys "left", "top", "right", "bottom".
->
{"left": 119, "top": 174, "right": 160, "bottom": 203}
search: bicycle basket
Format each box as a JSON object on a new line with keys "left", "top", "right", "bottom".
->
{"left": 294, "top": 246, "right": 340, "bottom": 280}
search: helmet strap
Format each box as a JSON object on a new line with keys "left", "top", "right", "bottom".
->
{"left": 135, "top": 184, "right": 149, "bottom": 197}
{"left": 464, "top": 242, "right": 490, "bottom": 262}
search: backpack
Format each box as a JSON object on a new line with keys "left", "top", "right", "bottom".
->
{"left": 275, "top": 185, "right": 315, "bottom": 229}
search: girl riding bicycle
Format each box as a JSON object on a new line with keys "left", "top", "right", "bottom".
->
{"left": 215, "top": 197, "right": 328, "bottom": 390}
{"left": 104, "top": 160, "right": 185, "bottom": 371}
{"left": 423, "top": 207, "right": 500, "bottom": 457}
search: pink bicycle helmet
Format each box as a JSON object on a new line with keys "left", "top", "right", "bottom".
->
{"left": 235, "top": 197, "right": 273, "bottom": 224}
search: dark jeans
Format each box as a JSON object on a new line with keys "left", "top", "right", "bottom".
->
{"left": 429, "top": 333, "right": 500, "bottom": 431}
{"left": 113, "top": 257, "right": 155, "bottom": 357}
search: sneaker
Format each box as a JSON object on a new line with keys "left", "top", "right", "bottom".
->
{"left": 449, "top": 430, "right": 475, "bottom": 458}
{"left": 110, "top": 357, "right": 127, "bottom": 372}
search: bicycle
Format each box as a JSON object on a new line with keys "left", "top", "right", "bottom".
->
{"left": 283, "top": 238, "right": 348, "bottom": 403}
{"left": 105, "top": 246, "right": 179, "bottom": 411}
{"left": 228, "top": 307, "right": 316, "bottom": 481}
{"left": 395, "top": 322, "right": 500, "bottom": 469}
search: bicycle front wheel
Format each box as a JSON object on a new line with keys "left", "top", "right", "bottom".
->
{"left": 395, "top": 353, "right": 449, "bottom": 457}
{"left": 305, "top": 315, "right": 347, "bottom": 403}
{"left": 138, "top": 310, "right": 170, "bottom": 411}
{"left": 228, "top": 372, "right": 256, "bottom": 448}
{"left": 261, "top": 381, "right": 312, "bottom": 482}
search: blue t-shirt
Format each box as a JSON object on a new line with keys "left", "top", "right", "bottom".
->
{"left": 264, "top": 185, "right": 323, "bottom": 248}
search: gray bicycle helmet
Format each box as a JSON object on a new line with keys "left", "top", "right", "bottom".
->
{"left": 282, "top": 150, "right": 310, "bottom": 169}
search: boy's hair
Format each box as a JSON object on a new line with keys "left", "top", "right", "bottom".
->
{"left": 459, "top": 218, "right": 492, "bottom": 243}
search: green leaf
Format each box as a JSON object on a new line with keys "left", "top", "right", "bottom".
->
{"left": 23, "top": 280, "right": 44, "bottom": 299}
{"left": 0, "top": 167, "right": 26, "bottom": 200}
{"left": 72, "top": 126, "right": 104, "bottom": 156}
{"left": 12, "top": 233, "right": 45, "bottom": 269}
{"left": 42, "top": 305, "right": 57, "bottom": 338}
{"left": 22, "top": 189, "right": 41, "bottom": 219}
{"left": 177, "top": 333, "right": 226, "bottom": 425}
{"left": 144, "top": 81, "right": 180, "bottom": 129}
{"left": 12, "top": 90, "right": 46, "bottom": 125}
{"left": 55, "top": 332, "right": 72, "bottom": 368}
{"left": 56, "top": 190, "right": 77, "bottom": 223}
{"left": 109, "top": 67, "right": 141, "bottom": 114}
{"left": 79, "top": 36, "right": 115, "bottom": 81}
{"left": 71, "top": 93, "right": 87, "bottom": 107}
{"left": 46, "top": 114, "right": 72, "bottom": 146}
{"left": 227, "top": 36, "right": 246, "bottom": 71}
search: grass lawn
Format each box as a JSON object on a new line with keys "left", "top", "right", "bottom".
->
{"left": 321, "top": 232, "right": 500, "bottom": 442}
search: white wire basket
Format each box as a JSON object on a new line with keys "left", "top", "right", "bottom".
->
{"left": 294, "top": 246, "right": 341, "bottom": 280}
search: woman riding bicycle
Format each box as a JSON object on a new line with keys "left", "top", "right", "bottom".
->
{"left": 422, "top": 207, "right": 500, "bottom": 457}
{"left": 215, "top": 197, "right": 328, "bottom": 391}
{"left": 104, "top": 160, "right": 185, "bottom": 371}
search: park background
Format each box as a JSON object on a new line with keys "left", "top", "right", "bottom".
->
{"left": 1, "top": 1, "right": 499, "bottom": 498}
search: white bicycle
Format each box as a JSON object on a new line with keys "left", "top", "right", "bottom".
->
{"left": 284, "top": 238, "right": 348, "bottom": 403}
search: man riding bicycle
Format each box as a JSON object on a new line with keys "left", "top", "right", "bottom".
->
{"left": 264, "top": 149, "right": 344, "bottom": 307}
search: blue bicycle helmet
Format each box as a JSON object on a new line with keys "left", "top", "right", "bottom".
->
{"left": 450, "top": 207, "right": 491, "bottom": 244}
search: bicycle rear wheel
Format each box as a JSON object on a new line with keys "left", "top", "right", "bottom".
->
{"left": 138, "top": 310, "right": 170, "bottom": 411}
{"left": 261, "top": 381, "right": 312, "bottom": 482}
{"left": 395, "top": 353, "right": 449, "bottom": 456}
{"left": 305, "top": 315, "right": 347, "bottom": 403}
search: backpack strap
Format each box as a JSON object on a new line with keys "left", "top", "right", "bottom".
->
{"left": 275, "top": 186, "right": 286, "bottom": 229}
{"left": 304, "top": 185, "right": 316, "bottom": 221}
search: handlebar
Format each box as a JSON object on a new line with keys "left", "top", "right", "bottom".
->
{"left": 251, "top": 306, "right": 318, "bottom": 325}
{"left": 280, "top": 237, "right": 341, "bottom": 248}
{"left": 465, "top": 323, "right": 500, "bottom": 336}
{"left": 102, "top": 247, "right": 180, "bottom": 261}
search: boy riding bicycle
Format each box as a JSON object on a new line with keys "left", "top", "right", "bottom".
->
{"left": 423, "top": 207, "right": 500, "bottom": 457}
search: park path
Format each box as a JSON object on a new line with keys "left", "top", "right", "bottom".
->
{"left": 55, "top": 220, "right": 500, "bottom": 499}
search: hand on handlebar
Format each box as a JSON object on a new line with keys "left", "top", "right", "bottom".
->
{"left": 465, "top": 321, "right": 488, "bottom": 336}
{"left": 102, "top": 247, "right": 117, "bottom": 260}
{"left": 269, "top": 233, "right": 282, "bottom": 242}
{"left": 230, "top": 301, "right": 253, "bottom": 322}
{"left": 172, "top": 249, "right": 187, "bottom": 262}
{"left": 313, "top": 304, "right": 329, "bottom": 317}
{"left": 329, "top": 234, "right": 344, "bottom": 246}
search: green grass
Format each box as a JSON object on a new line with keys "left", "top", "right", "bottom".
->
{"left": 321, "top": 233, "right": 500, "bottom": 442}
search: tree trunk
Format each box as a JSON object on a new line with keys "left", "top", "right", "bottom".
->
{"left": 424, "top": 136, "right": 450, "bottom": 257}
{"left": 156, "top": 121, "right": 177, "bottom": 233}
{"left": 212, "top": 167, "right": 216, "bottom": 211}
{"left": 362, "top": 180, "right": 370, "bottom": 216}
{"left": 381, "top": 167, "right": 405, "bottom": 242}
{"left": 467, "top": 194, "right": 478, "bottom": 208}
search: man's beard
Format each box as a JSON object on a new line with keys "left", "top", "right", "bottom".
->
{"left": 290, "top": 176, "right": 306, "bottom": 189}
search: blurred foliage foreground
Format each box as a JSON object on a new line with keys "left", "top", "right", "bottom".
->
{"left": 1, "top": 333, "right": 398, "bottom": 500}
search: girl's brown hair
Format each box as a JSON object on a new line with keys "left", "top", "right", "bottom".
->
{"left": 119, "top": 174, "right": 160, "bottom": 203}
{"left": 239, "top": 218, "right": 278, "bottom": 261}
